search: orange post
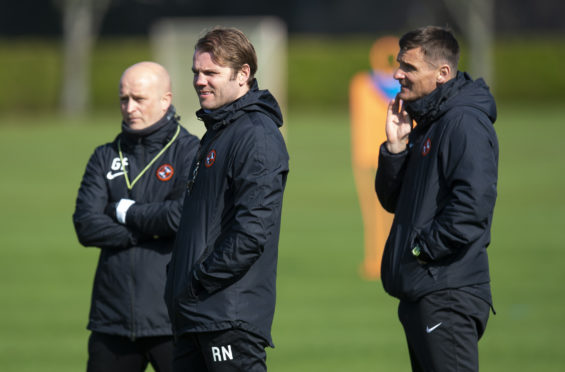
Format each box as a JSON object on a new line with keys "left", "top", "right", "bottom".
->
{"left": 349, "top": 36, "right": 399, "bottom": 280}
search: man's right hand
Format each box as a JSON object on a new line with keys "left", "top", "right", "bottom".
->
{"left": 385, "top": 95, "right": 413, "bottom": 154}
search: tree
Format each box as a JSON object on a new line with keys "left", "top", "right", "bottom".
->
{"left": 443, "top": 0, "right": 495, "bottom": 88}
{"left": 55, "top": 0, "right": 111, "bottom": 115}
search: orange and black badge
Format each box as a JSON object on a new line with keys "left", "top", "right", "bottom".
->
{"left": 205, "top": 150, "right": 216, "bottom": 168}
{"left": 421, "top": 138, "right": 432, "bottom": 156}
{"left": 156, "top": 164, "right": 174, "bottom": 181}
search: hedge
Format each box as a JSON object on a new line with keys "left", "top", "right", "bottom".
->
{"left": 0, "top": 35, "right": 563, "bottom": 113}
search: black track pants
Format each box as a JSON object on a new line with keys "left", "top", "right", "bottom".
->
{"left": 173, "top": 329, "right": 268, "bottom": 372}
{"left": 398, "top": 289, "right": 490, "bottom": 372}
{"left": 87, "top": 332, "right": 174, "bottom": 372}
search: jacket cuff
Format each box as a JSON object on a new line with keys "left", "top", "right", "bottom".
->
{"left": 116, "top": 199, "right": 135, "bottom": 224}
{"left": 380, "top": 142, "right": 409, "bottom": 157}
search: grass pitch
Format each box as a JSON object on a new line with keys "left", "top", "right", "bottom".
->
{"left": 0, "top": 103, "right": 563, "bottom": 371}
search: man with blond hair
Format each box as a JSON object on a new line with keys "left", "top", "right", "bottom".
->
{"left": 165, "top": 28, "right": 289, "bottom": 371}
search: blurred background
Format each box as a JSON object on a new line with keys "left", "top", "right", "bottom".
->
{"left": 1, "top": 0, "right": 564, "bottom": 371}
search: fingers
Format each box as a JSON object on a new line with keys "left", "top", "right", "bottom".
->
{"left": 389, "top": 94, "right": 407, "bottom": 115}
{"left": 388, "top": 96, "right": 410, "bottom": 122}
{"left": 395, "top": 93, "right": 402, "bottom": 111}
{"left": 401, "top": 107, "right": 410, "bottom": 122}
{"left": 394, "top": 96, "right": 412, "bottom": 126}
{"left": 389, "top": 95, "right": 399, "bottom": 114}
{"left": 387, "top": 98, "right": 395, "bottom": 116}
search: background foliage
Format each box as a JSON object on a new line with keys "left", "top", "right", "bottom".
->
{"left": 1, "top": 35, "right": 564, "bottom": 113}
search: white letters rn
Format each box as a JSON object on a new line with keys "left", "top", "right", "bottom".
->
{"left": 212, "top": 345, "right": 233, "bottom": 362}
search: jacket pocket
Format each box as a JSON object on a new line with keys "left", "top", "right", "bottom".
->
{"left": 397, "top": 229, "right": 436, "bottom": 299}
{"left": 427, "top": 265, "right": 439, "bottom": 281}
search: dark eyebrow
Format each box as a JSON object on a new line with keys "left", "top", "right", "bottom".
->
{"left": 397, "top": 55, "right": 416, "bottom": 70}
{"left": 192, "top": 66, "right": 219, "bottom": 75}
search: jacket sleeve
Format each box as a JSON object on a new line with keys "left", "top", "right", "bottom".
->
{"left": 124, "top": 198, "right": 184, "bottom": 237}
{"left": 121, "top": 135, "right": 198, "bottom": 237}
{"left": 193, "top": 124, "right": 288, "bottom": 295}
{"left": 375, "top": 143, "right": 409, "bottom": 213}
{"left": 73, "top": 147, "right": 140, "bottom": 248}
{"left": 420, "top": 113, "right": 498, "bottom": 261}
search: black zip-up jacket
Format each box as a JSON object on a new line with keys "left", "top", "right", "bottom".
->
{"left": 73, "top": 106, "right": 199, "bottom": 339}
{"left": 375, "top": 72, "right": 498, "bottom": 304}
{"left": 165, "top": 81, "right": 289, "bottom": 347}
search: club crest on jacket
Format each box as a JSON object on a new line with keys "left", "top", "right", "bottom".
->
{"left": 422, "top": 138, "right": 432, "bottom": 156}
{"left": 156, "top": 163, "right": 174, "bottom": 181}
{"left": 205, "top": 150, "right": 217, "bottom": 168}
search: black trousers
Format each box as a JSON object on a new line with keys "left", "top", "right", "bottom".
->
{"left": 87, "top": 332, "right": 174, "bottom": 372}
{"left": 173, "top": 329, "right": 268, "bottom": 372}
{"left": 398, "top": 289, "right": 490, "bottom": 372}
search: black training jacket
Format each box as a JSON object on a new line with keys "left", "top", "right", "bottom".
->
{"left": 73, "top": 107, "right": 199, "bottom": 339}
{"left": 165, "top": 81, "right": 289, "bottom": 347}
{"left": 375, "top": 72, "right": 499, "bottom": 304}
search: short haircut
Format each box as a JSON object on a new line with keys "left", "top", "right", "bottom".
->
{"left": 399, "top": 26, "right": 460, "bottom": 70}
{"left": 195, "top": 27, "right": 258, "bottom": 86}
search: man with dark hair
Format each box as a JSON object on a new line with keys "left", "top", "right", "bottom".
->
{"left": 165, "top": 27, "right": 289, "bottom": 371}
{"left": 73, "top": 62, "right": 199, "bottom": 372}
{"left": 375, "top": 26, "right": 499, "bottom": 371}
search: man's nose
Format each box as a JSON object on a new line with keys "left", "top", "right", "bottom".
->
{"left": 393, "top": 68, "right": 404, "bottom": 80}
{"left": 194, "top": 73, "right": 206, "bottom": 86}
{"left": 126, "top": 98, "right": 136, "bottom": 112}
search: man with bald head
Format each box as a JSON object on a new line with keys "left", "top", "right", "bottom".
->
{"left": 73, "top": 61, "right": 199, "bottom": 372}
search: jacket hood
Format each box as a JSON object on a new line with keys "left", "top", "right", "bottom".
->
{"left": 196, "top": 80, "right": 283, "bottom": 131}
{"left": 406, "top": 72, "right": 497, "bottom": 127}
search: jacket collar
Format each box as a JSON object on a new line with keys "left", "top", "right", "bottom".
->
{"left": 405, "top": 71, "right": 468, "bottom": 127}
{"left": 120, "top": 105, "right": 179, "bottom": 146}
{"left": 195, "top": 79, "right": 283, "bottom": 131}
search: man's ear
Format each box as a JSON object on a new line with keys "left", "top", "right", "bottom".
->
{"left": 161, "top": 91, "right": 172, "bottom": 110}
{"left": 238, "top": 64, "right": 251, "bottom": 86}
{"left": 436, "top": 64, "right": 451, "bottom": 84}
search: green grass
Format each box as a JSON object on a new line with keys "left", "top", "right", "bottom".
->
{"left": 0, "top": 103, "right": 564, "bottom": 371}
{"left": 0, "top": 39, "right": 61, "bottom": 111}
